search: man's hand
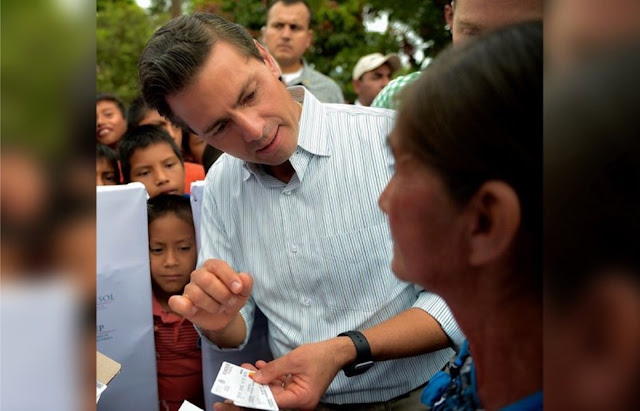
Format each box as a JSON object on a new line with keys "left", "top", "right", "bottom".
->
{"left": 168, "top": 259, "right": 252, "bottom": 333}
{"left": 213, "top": 400, "right": 248, "bottom": 411}
{"left": 250, "top": 338, "right": 356, "bottom": 410}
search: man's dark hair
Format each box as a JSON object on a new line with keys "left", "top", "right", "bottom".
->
{"left": 138, "top": 13, "right": 263, "bottom": 131}
{"left": 118, "top": 124, "right": 184, "bottom": 183}
{"left": 97, "top": 93, "right": 127, "bottom": 119}
{"left": 147, "top": 193, "right": 194, "bottom": 227}
{"left": 266, "top": 0, "right": 314, "bottom": 27}
{"left": 96, "top": 143, "right": 121, "bottom": 183}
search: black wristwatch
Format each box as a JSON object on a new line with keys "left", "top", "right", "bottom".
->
{"left": 338, "top": 331, "right": 374, "bottom": 377}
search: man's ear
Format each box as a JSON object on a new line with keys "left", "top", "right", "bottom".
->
{"left": 466, "top": 181, "right": 521, "bottom": 267}
{"left": 444, "top": 4, "right": 454, "bottom": 30}
{"left": 254, "top": 40, "right": 282, "bottom": 78}
{"left": 260, "top": 26, "right": 266, "bottom": 44}
{"left": 305, "top": 28, "right": 313, "bottom": 50}
{"left": 352, "top": 78, "right": 360, "bottom": 95}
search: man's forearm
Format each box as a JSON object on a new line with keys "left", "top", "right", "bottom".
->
{"left": 362, "top": 307, "right": 450, "bottom": 361}
{"left": 201, "top": 312, "right": 248, "bottom": 349}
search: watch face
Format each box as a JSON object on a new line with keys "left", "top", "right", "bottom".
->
{"left": 354, "top": 361, "right": 374, "bottom": 372}
{"left": 345, "top": 360, "right": 374, "bottom": 377}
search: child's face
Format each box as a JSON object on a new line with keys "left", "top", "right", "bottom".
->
{"left": 129, "top": 142, "right": 185, "bottom": 197}
{"left": 96, "top": 101, "right": 127, "bottom": 148}
{"left": 96, "top": 157, "right": 118, "bottom": 186}
{"left": 139, "top": 109, "right": 184, "bottom": 148}
{"left": 188, "top": 133, "right": 207, "bottom": 165}
{"left": 149, "top": 213, "right": 197, "bottom": 295}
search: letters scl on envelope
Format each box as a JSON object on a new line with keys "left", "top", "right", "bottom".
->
{"left": 211, "top": 362, "right": 278, "bottom": 410}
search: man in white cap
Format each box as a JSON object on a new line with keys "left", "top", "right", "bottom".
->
{"left": 352, "top": 53, "right": 401, "bottom": 106}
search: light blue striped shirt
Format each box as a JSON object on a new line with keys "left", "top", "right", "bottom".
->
{"left": 199, "top": 87, "right": 464, "bottom": 404}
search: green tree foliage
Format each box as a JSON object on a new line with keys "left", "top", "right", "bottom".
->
{"left": 97, "top": 0, "right": 135, "bottom": 12}
{"left": 366, "top": 0, "right": 452, "bottom": 60}
{"left": 97, "top": 2, "right": 170, "bottom": 104}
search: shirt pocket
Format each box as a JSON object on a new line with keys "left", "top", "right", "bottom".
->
{"left": 314, "top": 223, "right": 396, "bottom": 311}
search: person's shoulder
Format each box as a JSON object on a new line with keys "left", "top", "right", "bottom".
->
{"left": 372, "top": 71, "right": 422, "bottom": 109}
{"left": 304, "top": 66, "right": 342, "bottom": 89}
{"left": 326, "top": 103, "right": 396, "bottom": 121}
{"left": 324, "top": 105, "right": 396, "bottom": 145}
{"left": 205, "top": 153, "right": 242, "bottom": 184}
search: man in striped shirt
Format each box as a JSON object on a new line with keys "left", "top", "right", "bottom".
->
{"left": 139, "top": 13, "right": 463, "bottom": 410}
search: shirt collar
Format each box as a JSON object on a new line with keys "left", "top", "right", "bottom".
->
{"left": 242, "top": 86, "right": 330, "bottom": 182}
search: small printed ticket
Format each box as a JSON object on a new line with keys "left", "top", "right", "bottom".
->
{"left": 211, "top": 361, "right": 278, "bottom": 410}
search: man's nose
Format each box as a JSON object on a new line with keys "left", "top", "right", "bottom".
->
{"left": 235, "top": 112, "right": 264, "bottom": 143}
{"left": 281, "top": 25, "right": 292, "bottom": 39}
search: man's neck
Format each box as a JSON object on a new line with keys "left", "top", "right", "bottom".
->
{"left": 265, "top": 161, "right": 295, "bottom": 183}
{"left": 280, "top": 60, "right": 303, "bottom": 74}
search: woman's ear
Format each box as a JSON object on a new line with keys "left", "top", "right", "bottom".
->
{"left": 466, "top": 181, "right": 521, "bottom": 267}
{"left": 254, "top": 40, "right": 282, "bottom": 78}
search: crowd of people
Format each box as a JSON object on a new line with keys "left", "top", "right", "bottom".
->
{"left": 96, "top": 0, "right": 640, "bottom": 410}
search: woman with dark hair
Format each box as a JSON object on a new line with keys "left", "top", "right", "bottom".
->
{"left": 378, "top": 21, "right": 542, "bottom": 410}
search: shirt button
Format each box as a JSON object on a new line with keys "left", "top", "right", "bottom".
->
{"left": 290, "top": 244, "right": 297, "bottom": 253}
{"left": 302, "top": 298, "right": 311, "bottom": 306}
{"left": 283, "top": 190, "right": 291, "bottom": 195}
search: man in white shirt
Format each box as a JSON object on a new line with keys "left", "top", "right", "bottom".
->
{"left": 139, "top": 12, "right": 462, "bottom": 410}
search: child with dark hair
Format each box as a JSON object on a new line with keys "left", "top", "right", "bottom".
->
{"left": 118, "top": 125, "right": 186, "bottom": 198}
{"left": 128, "top": 96, "right": 205, "bottom": 194}
{"left": 96, "top": 144, "right": 120, "bottom": 186}
{"left": 96, "top": 93, "right": 127, "bottom": 149}
{"left": 147, "top": 194, "right": 204, "bottom": 411}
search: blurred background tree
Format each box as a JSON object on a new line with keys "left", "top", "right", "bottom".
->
{"left": 97, "top": 0, "right": 451, "bottom": 104}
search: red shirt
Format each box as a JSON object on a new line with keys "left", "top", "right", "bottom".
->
{"left": 153, "top": 294, "right": 204, "bottom": 411}
{"left": 184, "top": 162, "right": 205, "bottom": 194}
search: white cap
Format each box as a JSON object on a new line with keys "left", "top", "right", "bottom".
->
{"left": 352, "top": 53, "right": 401, "bottom": 80}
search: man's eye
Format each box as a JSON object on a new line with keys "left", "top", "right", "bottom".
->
{"left": 244, "top": 91, "right": 256, "bottom": 104}
{"left": 150, "top": 248, "right": 163, "bottom": 254}
{"left": 105, "top": 174, "right": 116, "bottom": 182}
{"left": 214, "top": 121, "right": 228, "bottom": 135}
{"left": 179, "top": 246, "right": 192, "bottom": 252}
{"left": 137, "top": 170, "right": 150, "bottom": 177}
{"left": 165, "top": 162, "right": 175, "bottom": 168}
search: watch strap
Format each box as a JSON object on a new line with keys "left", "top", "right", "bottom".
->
{"left": 338, "top": 330, "right": 373, "bottom": 376}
